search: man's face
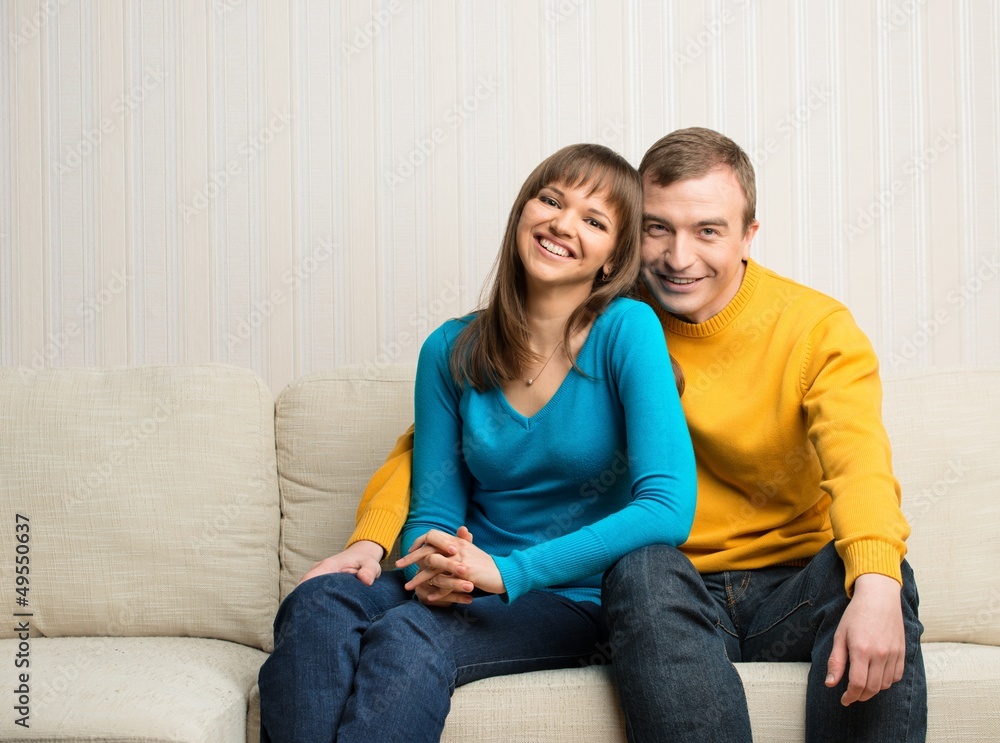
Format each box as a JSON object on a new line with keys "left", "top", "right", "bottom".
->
{"left": 640, "top": 166, "right": 759, "bottom": 324}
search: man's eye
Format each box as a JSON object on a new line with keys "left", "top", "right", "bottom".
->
{"left": 646, "top": 224, "right": 666, "bottom": 234}
{"left": 702, "top": 228, "right": 717, "bottom": 236}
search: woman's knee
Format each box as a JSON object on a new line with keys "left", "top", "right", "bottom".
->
{"left": 364, "top": 601, "right": 457, "bottom": 688}
{"left": 603, "top": 544, "right": 698, "bottom": 607}
{"left": 275, "top": 571, "right": 404, "bottom": 639}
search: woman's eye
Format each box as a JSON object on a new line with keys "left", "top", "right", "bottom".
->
{"left": 539, "top": 196, "right": 559, "bottom": 207}
{"left": 586, "top": 218, "right": 607, "bottom": 230}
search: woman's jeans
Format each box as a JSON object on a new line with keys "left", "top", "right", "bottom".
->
{"left": 258, "top": 570, "right": 606, "bottom": 743}
{"left": 602, "top": 542, "right": 927, "bottom": 743}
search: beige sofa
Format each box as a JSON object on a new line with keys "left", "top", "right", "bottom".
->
{"left": 0, "top": 364, "right": 998, "bottom": 742}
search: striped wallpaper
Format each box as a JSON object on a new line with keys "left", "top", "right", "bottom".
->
{"left": 1, "top": 0, "right": 998, "bottom": 396}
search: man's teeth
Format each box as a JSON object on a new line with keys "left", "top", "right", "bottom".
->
{"left": 539, "top": 238, "right": 570, "bottom": 258}
{"left": 665, "top": 277, "right": 697, "bottom": 285}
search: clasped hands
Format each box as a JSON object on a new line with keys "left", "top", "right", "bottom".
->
{"left": 395, "top": 526, "right": 503, "bottom": 607}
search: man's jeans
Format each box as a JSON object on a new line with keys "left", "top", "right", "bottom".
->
{"left": 602, "top": 542, "right": 927, "bottom": 742}
{"left": 258, "top": 570, "right": 607, "bottom": 743}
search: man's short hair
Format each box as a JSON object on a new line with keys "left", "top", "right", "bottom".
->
{"left": 639, "top": 127, "right": 757, "bottom": 232}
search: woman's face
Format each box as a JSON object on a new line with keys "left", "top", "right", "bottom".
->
{"left": 515, "top": 180, "right": 619, "bottom": 294}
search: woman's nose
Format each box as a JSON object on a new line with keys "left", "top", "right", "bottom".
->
{"left": 550, "top": 210, "right": 575, "bottom": 237}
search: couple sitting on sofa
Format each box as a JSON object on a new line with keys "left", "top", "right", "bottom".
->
{"left": 258, "top": 128, "right": 927, "bottom": 743}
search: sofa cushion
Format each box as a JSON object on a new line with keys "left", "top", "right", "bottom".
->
{"left": 0, "top": 366, "right": 280, "bottom": 651}
{"left": 274, "top": 366, "right": 414, "bottom": 599}
{"left": 886, "top": 369, "right": 1000, "bottom": 645}
{"left": 0, "top": 636, "right": 266, "bottom": 741}
{"left": 923, "top": 643, "right": 1000, "bottom": 740}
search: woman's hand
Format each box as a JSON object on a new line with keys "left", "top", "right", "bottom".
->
{"left": 401, "top": 527, "right": 476, "bottom": 605}
{"left": 398, "top": 526, "right": 506, "bottom": 596}
{"left": 298, "top": 540, "right": 384, "bottom": 586}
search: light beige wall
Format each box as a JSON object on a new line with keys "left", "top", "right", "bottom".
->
{"left": 2, "top": 0, "right": 998, "bottom": 395}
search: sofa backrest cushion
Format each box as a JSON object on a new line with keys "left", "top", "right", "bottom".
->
{"left": 274, "top": 367, "right": 414, "bottom": 599}
{"left": 886, "top": 368, "right": 1000, "bottom": 646}
{"left": 273, "top": 366, "right": 1000, "bottom": 646}
{"left": 0, "top": 365, "right": 280, "bottom": 651}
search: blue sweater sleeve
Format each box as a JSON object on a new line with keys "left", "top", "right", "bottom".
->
{"left": 492, "top": 303, "right": 697, "bottom": 602}
{"left": 402, "top": 321, "right": 473, "bottom": 578}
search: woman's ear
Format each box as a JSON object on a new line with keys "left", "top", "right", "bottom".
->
{"left": 601, "top": 263, "right": 613, "bottom": 281}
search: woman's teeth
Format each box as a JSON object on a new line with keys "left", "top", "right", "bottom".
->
{"left": 540, "top": 238, "right": 570, "bottom": 258}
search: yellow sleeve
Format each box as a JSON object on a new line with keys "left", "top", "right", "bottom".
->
{"left": 346, "top": 424, "right": 414, "bottom": 557}
{"left": 801, "top": 311, "right": 909, "bottom": 594}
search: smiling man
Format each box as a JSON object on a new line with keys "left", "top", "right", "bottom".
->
{"left": 601, "top": 127, "right": 926, "bottom": 743}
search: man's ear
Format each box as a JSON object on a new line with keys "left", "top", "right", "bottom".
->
{"left": 741, "top": 220, "right": 760, "bottom": 259}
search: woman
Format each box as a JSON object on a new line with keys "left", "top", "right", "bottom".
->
{"left": 258, "top": 143, "right": 696, "bottom": 742}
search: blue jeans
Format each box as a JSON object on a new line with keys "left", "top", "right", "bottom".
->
{"left": 258, "top": 570, "right": 607, "bottom": 743}
{"left": 602, "top": 542, "right": 926, "bottom": 742}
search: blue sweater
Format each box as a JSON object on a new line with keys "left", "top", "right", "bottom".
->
{"left": 403, "top": 297, "right": 697, "bottom": 604}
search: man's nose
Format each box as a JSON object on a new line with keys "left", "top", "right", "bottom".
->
{"left": 665, "top": 233, "right": 694, "bottom": 270}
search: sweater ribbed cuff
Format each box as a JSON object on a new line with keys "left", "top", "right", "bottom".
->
{"left": 347, "top": 508, "right": 406, "bottom": 558}
{"left": 841, "top": 539, "right": 904, "bottom": 596}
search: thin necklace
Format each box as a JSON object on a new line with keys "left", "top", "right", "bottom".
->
{"left": 525, "top": 342, "right": 564, "bottom": 386}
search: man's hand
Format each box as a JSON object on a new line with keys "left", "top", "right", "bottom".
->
{"left": 826, "top": 573, "right": 906, "bottom": 705}
{"left": 397, "top": 526, "right": 505, "bottom": 596}
{"left": 298, "top": 540, "right": 385, "bottom": 586}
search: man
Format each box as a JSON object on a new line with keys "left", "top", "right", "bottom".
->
{"left": 301, "top": 128, "right": 926, "bottom": 742}
{"left": 599, "top": 127, "right": 925, "bottom": 742}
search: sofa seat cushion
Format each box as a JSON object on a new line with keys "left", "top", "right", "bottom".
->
{"left": 924, "top": 642, "right": 1000, "bottom": 739}
{"left": 243, "top": 644, "right": 998, "bottom": 742}
{"left": 438, "top": 644, "right": 1000, "bottom": 743}
{"left": 0, "top": 636, "right": 266, "bottom": 742}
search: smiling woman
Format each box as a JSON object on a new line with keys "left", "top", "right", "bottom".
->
{"left": 257, "top": 143, "right": 697, "bottom": 743}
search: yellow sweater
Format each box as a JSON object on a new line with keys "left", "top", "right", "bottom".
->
{"left": 349, "top": 260, "right": 910, "bottom": 592}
